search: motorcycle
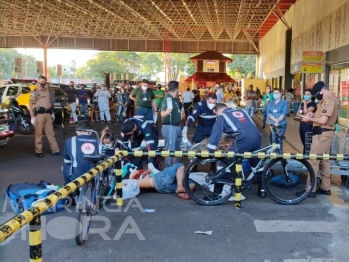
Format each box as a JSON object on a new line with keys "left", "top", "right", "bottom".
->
{"left": 0, "top": 108, "right": 15, "bottom": 147}
{"left": 0, "top": 99, "right": 34, "bottom": 135}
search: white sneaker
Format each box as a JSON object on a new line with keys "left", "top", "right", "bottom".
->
{"left": 147, "top": 163, "right": 160, "bottom": 174}
{"left": 228, "top": 194, "right": 246, "bottom": 201}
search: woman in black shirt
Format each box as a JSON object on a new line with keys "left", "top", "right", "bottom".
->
{"left": 296, "top": 88, "right": 317, "bottom": 154}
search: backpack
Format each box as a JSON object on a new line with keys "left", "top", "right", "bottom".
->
{"left": 6, "top": 181, "right": 68, "bottom": 215}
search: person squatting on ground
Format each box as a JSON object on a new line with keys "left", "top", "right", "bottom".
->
{"left": 120, "top": 117, "right": 160, "bottom": 174}
{"left": 95, "top": 84, "right": 112, "bottom": 123}
{"left": 296, "top": 88, "right": 317, "bottom": 154}
{"left": 296, "top": 81, "right": 340, "bottom": 198}
{"left": 266, "top": 88, "right": 289, "bottom": 152}
{"left": 62, "top": 120, "right": 102, "bottom": 204}
{"left": 207, "top": 103, "right": 262, "bottom": 201}
{"left": 29, "top": 75, "right": 62, "bottom": 158}
{"left": 65, "top": 81, "right": 78, "bottom": 124}
{"left": 182, "top": 93, "right": 217, "bottom": 144}
{"left": 161, "top": 81, "right": 182, "bottom": 168}
{"left": 130, "top": 163, "right": 195, "bottom": 200}
{"left": 100, "top": 126, "right": 116, "bottom": 157}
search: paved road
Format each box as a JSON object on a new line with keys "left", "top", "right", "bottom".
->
{"left": 1, "top": 120, "right": 349, "bottom": 262}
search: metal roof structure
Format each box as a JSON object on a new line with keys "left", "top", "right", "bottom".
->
{"left": 0, "top": 0, "right": 296, "bottom": 54}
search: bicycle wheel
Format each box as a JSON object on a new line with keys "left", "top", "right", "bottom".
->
{"left": 101, "top": 175, "right": 117, "bottom": 206}
{"left": 76, "top": 180, "right": 94, "bottom": 245}
{"left": 262, "top": 158, "right": 315, "bottom": 205}
{"left": 98, "top": 169, "right": 114, "bottom": 206}
{"left": 183, "top": 158, "right": 233, "bottom": 206}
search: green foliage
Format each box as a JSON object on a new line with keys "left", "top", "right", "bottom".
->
{"left": 0, "top": 49, "right": 38, "bottom": 79}
{"left": 227, "top": 54, "right": 256, "bottom": 79}
{"left": 75, "top": 51, "right": 196, "bottom": 81}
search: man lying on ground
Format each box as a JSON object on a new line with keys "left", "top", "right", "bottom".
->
{"left": 130, "top": 163, "right": 194, "bottom": 200}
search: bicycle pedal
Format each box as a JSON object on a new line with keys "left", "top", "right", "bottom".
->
{"left": 241, "top": 180, "right": 252, "bottom": 191}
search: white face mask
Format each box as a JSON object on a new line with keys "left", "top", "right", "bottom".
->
{"left": 207, "top": 103, "right": 215, "bottom": 110}
{"left": 101, "top": 87, "right": 106, "bottom": 90}
{"left": 141, "top": 85, "right": 148, "bottom": 91}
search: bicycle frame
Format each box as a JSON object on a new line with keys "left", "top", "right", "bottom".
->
{"left": 77, "top": 172, "right": 101, "bottom": 211}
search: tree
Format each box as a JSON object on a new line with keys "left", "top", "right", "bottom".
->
{"left": 227, "top": 54, "right": 256, "bottom": 79}
{"left": 0, "top": 49, "right": 38, "bottom": 79}
{"left": 169, "top": 53, "right": 196, "bottom": 81}
{"left": 139, "top": 52, "right": 164, "bottom": 78}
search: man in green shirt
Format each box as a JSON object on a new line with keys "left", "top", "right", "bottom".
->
{"left": 161, "top": 81, "right": 182, "bottom": 167}
{"left": 130, "top": 79, "right": 157, "bottom": 124}
{"left": 154, "top": 84, "right": 165, "bottom": 112}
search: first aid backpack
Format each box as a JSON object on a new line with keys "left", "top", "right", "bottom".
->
{"left": 6, "top": 181, "right": 67, "bottom": 215}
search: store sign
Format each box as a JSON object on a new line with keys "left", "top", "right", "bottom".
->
{"left": 302, "top": 51, "right": 324, "bottom": 62}
{"left": 15, "top": 58, "right": 22, "bottom": 73}
{"left": 36, "top": 61, "right": 43, "bottom": 75}
{"left": 206, "top": 61, "right": 216, "bottom": 68}
{"left": 56, "top": 64, "right": 62, "bottom": 76}
{"left": 301, "top": 63, "right": 323, "bottom": 73}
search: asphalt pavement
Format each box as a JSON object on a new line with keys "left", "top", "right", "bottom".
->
{"left": 1, "top": 115, "right": 349, "bottom": 262}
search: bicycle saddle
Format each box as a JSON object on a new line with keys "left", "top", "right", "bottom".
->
{"left": 224, "top": 131, "right": 242, "bottom": 138}
{"left": 83, "top": 154, "right": 104, "bottom": 162}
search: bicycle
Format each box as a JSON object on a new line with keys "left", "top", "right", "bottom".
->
{"left": 75, "top": 129, "right": 128, "bottom": 245}
{"left": 183, "top": 126, "right": 316, "bottom": 206}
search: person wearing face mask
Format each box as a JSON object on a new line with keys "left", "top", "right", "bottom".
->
{"left": 261, "top": 85, "right": 273, "bottom": 129}
{"left": 94, "top": 84, "right": 112, "bottom": 123}
{"left": 116, "top": 87, "right": 129, "bottom": 126}
{"left": 244, "top": 84, "right": 257, "bottom": 118}
{"left": 100, "top": 126, "right": 115, "bottom": 157}
{"left": 130, "top": 79, "right": 157, "bottom": 125}
{"left": 297, "top": 81, "right": 340, "bottom": 198}
{"left": 296, "top": 88, "right": 317, "bottom": 154}
{"left": 64, "top": 81, "right": 78, "bottom": 124}
{"left": 207, "top": 103, "right": 262, "bottom": 201}
{"left": 29, "top": 75, "right": 62, "bottom": 157}
{"left": 182, "top": 93, "right": 217, "bottom": 144}
{"left": 215, "top": 83, "right": 224, "bottom": 103}
{"left": 266, "top": 88, "right": 289, "bottom": 152}
{"left": 161, "top": 81, "right": 182, "bottom": 167}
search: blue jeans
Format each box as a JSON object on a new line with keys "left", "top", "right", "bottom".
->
{"left": 152, "top": 163, "right": 183, "bottom": 193}
{"left": 136, "top": 107, "right": 153, "bottom": 124}
{"left": 246, "top": 106, "right": 255, "bottom": 118}
{"left": 79, "top": 103, "right": 88, "bottom": 120}
{"left": 117, "top": 105, "right": 126, "bottom": 122}
{"left": 162, "top": 125, "right": 182, "bottom": 167}
{"left": 270, "top": 123, "right": 287, "bottom": 152}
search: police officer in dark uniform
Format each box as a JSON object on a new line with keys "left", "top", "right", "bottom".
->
{"left": 29, "top": 75, "right": 61, "bottom": 157}
{"left": 182, "top": 93, "right": 217, "bottom": 143}
{"left": 207, "top": 103, "right": 262, "bottom": 201}
{"left": 120, "top": 117, "right": 160, "bottom": 174}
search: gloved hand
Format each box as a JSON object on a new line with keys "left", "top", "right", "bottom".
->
{"left": 52, "top": 113, "right": 55, "bottom": 121}
{"left": 31, "top": 117, "right": 36, "bottom": 125}
{"left": 148, "top": 163, "right": 160, "bottom": 174}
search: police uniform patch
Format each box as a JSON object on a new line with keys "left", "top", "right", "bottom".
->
{"left": 81, "top": 143, "right": 95, "bottom": 154}
{"left": 322, "top": 109, "right": 327, "bottom": 113}
{"left": 324, "top": 102, "right": 329, "bottom": 108}
{"left": 232, "top": 111, "right": 244, "bottom": 118}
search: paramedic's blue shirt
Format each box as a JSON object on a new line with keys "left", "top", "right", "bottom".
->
{"left": 267, "top": 99, "right": 289, "bottom": 125}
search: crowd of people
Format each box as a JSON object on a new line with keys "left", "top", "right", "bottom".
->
{"left": 29, "top": 75, "right": 340, "bottom": 202}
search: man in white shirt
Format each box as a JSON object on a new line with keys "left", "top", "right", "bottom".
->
{"left": 215, "top": 83, "right": 224, "bottom": 103}
{"left": 182, "top": 85, "right": 194, "bottom": 119}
